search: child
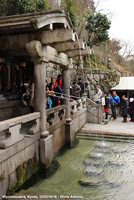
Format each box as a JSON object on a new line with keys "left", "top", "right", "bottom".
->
{"left": 104, "top": 93, "right": 110, "bottom": 119}
{"left": 129, "top": 98, "right": 134, "bottom": 122}
{"left": 121, "top": 95, "right": 127, "bottom": 123}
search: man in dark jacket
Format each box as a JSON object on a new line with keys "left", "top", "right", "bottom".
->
{"left": 78, "top": 78, "right": 85, "bottom": 97}
{"left": 121, "top": 95, "right": 127, "bottom": 123}
{"left": 49, "top": 78, "right": 63, "bottom": 107}
{"left": 104, "top": 93, "right": 110, "bottom": 119}
{"left": 110, "top": 91, "right": 120, "bottom": 120}
{"left": 72, "top": 82, "right": 81, "bottom": 100}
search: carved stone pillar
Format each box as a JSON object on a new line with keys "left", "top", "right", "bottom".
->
{"left": 26, "top": 40, "right": 49, "bottom": 137}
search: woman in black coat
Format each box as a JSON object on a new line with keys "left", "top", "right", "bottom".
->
{"left": 121, "top": 95, "right": 127, "bottom": 123}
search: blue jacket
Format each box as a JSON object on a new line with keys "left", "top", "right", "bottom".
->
{"left": 110, "top": 95, "right": 120, "bottom": 106}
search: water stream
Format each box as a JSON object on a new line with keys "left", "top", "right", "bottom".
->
{"left": 18, "top": 138, "right": 134, "bottom": 200}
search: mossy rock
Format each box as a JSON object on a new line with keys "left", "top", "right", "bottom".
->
{"left": 16, "top": 164, "right": 25, "bottom": 188}
{"left": 0, "top": 175, "right": 4, "bottom": 182}
{"left": 7, "top": 183, "right": 15, "bottom": 196}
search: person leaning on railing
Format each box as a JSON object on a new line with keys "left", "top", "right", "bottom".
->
{"left": 93, "top": 85, "right": 102, "bottom": 105}
{"left": 49, "top": 77, "right": 63, "bottom": 107}
{"left": 72, "top": 81, "right": 81, "bottom": 101}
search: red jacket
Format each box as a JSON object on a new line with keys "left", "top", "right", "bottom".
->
{"left": 56, "top": 79, "right": 62, "bottom": 89}
{"left": 49, "top": 82, "right": 59, "bottom": 91}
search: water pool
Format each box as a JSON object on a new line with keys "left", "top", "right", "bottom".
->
{"left": 18, "top": 139, "right": 134, "bottom": 200}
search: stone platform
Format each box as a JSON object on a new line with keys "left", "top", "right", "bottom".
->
{"left": 78, "top": 117, "right": 134, "bottom": 138}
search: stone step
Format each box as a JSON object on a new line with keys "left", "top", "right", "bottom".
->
{"left": 77, "top": 132, "right": 134, "bottom": 141}
{"left": 76, "top": 135, "right": 134, "bottom": 143}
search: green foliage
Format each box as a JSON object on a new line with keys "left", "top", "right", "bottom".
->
{"left": 85, "top": 54, "right": 109, "bottom": 71}
{"left": 16, "top": 164, "right": 25, "bottom": 188}
{"left": 0, "top": 175, "right": 4, "bottom": 182}
{"left": 85, "top": 12, "right": 111, "bottom": 47}
{"left": 0, "top": 0, "right": 50, "bottom": 16}
{"left": 61, "top": 0, "right": 77, "bottom": 27}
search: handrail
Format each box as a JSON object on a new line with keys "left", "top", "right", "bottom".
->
{"left": 46, "top": 105, "right": 67, "bottom": 115}
{"left": 86, "top": 98, "right": 99, "bottom": 107}
{"left": 0, "top": 112, "right": 40, "bottom": 132}
{"left": 0, "top": 112, "right": 41, "bottom": 149}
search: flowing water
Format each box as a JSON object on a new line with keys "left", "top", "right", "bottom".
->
{"left": 18, "top": 138, "right": 134, "bottom": 200}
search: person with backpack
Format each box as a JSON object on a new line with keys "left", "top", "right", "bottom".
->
{"left": 110, "top": 91, "right": 120, "bottom": 120}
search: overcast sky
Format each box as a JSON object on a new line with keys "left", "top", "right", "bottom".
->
{"left": 94, "top": 0, "right": 134, "bottom": 45}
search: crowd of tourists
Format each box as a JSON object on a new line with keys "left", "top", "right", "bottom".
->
{"left": 22, "top": 76, "right": 90, "bottom": 112}
{"left": 97, "top": 88, "right": 134, "bottom": 123}
{"left": 92, "top": 85, "right": 134, "bottom": 123}
{"left": 22, "top": 76, "right": 134, "bottom": 123}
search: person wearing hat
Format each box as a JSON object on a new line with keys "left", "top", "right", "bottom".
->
{"left": 129, "top": 98, "right": 134, "bottom": 122}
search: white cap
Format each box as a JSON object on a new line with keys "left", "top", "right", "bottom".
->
{"left": 130, "top": 98, "right": 133, "bottom": 102}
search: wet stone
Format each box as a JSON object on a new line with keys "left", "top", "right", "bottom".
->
{"left": 83, "top": 159, "right": 104, "bottom": 167}
{"left": 107, "top": 160, "right": 125, "bottom": 167}
{"left": 112, "top": 149, "right": 127, "bottom": 154}
{"left": 88, "top": 152, "right": 104, "bottom": 160}
{"left": 96, "top": 142, "right": 110, "bottom": 149}
{"left": 79, "top": 176, "right": 101, "bottom": 187}
{"left": 105, "top": 177, "right": 125, "bottom": 188}
{"left": 94, "top": 150, "right": 110, "bottom": 155}
{"left": 84, "top": 166, "right": 104, "bottom": 176}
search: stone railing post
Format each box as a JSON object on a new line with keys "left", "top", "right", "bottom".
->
{"left": 26, "top": 40, "right": 49, "bottom": 137}
{"left": 62, "top": 66, "right": 71, "bottom": 123}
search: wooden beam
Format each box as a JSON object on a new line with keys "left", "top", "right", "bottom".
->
{"left": 39, "top": 29, "right": 75, "bottom": 45}
{"left": 53, "top": 39, "right": 85, "bottom": 52}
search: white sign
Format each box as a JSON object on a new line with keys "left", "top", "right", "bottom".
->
{"left": 102, "top": 97, "right": 105, "bottom": 106}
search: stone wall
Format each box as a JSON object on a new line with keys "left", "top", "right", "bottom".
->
{"left": 0, "top": 134, "right": 40, "bottom": 198}
{"left": 0, "top": 102, "right": 88, "bottom": 198}
{"left": 46, "top": 65, "right": 120, "bottom": 98}
{"left": 70, "top": 69, "right": 120, "bottom": 99}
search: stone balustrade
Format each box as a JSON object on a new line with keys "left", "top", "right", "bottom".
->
{"left": 46, "top": 105, "right": 67, "bottom": 128}
{"left": 0, "top": 112, "right": 41, "bottom": 149}
{"left": 70, "top": 98, "right": 87, "bottom": 114}
{"left": 86, "top": 98, "right": 104, "bottom": 124}
{"left": 70, "top": 101, "right": 78, "bottom": 114}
